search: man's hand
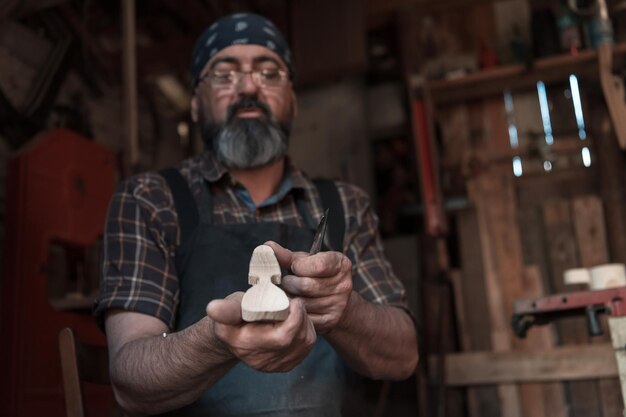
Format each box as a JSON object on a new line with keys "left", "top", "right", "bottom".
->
{"left": 206, "top": 292, "right": 316, "bottom": 372}
{"left": 265, "top": 241, "right": 353, "bottom": 334}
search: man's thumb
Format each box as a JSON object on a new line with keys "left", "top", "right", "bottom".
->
{"left": 206, "top": 292, "right": 244, "bottom": 325}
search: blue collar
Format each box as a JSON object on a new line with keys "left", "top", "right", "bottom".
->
{"left": 234, "top": 175, "right": 294, "bottom": 209}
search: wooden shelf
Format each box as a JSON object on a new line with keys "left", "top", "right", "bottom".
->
{"left": 425, "top": 42, "right": 626, "bottom": 105}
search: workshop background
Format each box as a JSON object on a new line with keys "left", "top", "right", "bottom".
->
{"left": 3, "top": 0, "right": 626, "bottom": 416}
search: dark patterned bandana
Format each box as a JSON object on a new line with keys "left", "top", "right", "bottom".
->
{"left": 190, "top": 13, "right": 294, "bottom": 88}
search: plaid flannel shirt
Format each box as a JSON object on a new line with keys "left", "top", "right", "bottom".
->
{"left": 94, "top": 152, "right": 409, "bottom": 329}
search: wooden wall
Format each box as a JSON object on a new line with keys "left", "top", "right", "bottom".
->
{"left": 391, "top": 0, "right": 626, "bottom": 413}
{"left": 429, "top": 90, "right": 626, "bottom": 417}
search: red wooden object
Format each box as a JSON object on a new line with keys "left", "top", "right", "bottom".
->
{"left": 1, "top": 129, "right": 116, "bottom": 417}
{"left": 412, "top": 99, "right": 446, "bottom": 236}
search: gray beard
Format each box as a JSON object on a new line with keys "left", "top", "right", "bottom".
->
{"left": 205, "top": 117, "right": 288, "bottom": 169}
{"left": 200, "top": 96, "right": 290, "bottom": 169}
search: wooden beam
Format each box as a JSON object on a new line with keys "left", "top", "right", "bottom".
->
{"left": 519, "top": 266, "right": 567, "bottom": 417}
{"left": 122, "top": 0, "right": 139, "bottom": 171}
{"left": 592, "top": 108, "right": 626, "bottom": 265}
{"left": 468, "top": 175, "right": 522, "bottom": 417}
{"left": 428, "top": 344, "right": 618, "bottom": 386}
{"left": 366, "top": 0, "right": 510, "bottom": 16}
{"left": 449, "top": 270, "right": 483, "bottom": 417}
{"left": 599, "top": 43, "right": 626, "bottom": 149}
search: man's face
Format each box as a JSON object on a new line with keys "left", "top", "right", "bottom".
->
{"left": 192, "top": 44, "right": 296, "bottom": 169}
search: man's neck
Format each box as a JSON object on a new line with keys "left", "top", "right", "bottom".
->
{"left": 229, "top": 158, "right": 286, "bottom": 206}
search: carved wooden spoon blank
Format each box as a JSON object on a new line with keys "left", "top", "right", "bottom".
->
{"left": 241, "top": 245, "right": 289, "bottom": 322}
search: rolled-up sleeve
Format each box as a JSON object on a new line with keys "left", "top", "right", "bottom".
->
{"left": 94, "top": 173, "right": 180, "bottom": 330}
{"left": 340, "top": 183, "right": 410, "bottom": 311}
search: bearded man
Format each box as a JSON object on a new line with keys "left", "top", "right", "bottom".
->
{"left": 95, "top": 12, "right": 417, "bottom": 417}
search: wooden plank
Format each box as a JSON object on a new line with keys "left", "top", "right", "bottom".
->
{"left": 572, "top": 195, "right": 623, "bottom": 417}
{"left": 483, "top": 96, "right": 510, "bottom": 158}
{"left": 608, "top": 316, "right": 626, "bottom": 410}
{"left": 468, "top": 176, "right": 522, "bottom": 417}
{"left": 450, "top": 270, "right": 482, "bottom": 417}
{"left": 419, "top": 237, "right": 462, "bottom": 417}
{"left": 450, "top": 270, "right": 473, "bottom": 356}
{"left": 544, "top": 200, "right": 587, "bottom": 296}
{"left": 471, "top": 174, "right": 525, "bottom": 335}
{"left": 456, "top": 209, "right": 500, "bottom": 417}
{"left": 456, "top": 209, "right": 492, "bottom": 350}
{"left": 598, "top": 43, "right": 626, "bottom": 149}
{"left": 597, "top": 379, "right": 624, "bottom": 417}
{"left": 516, "top": 210, "right": 558, "bottom": 417}
{"left": 516, "top": 168, "right": 599, "bottom": 209}
{"left": 543, "top": 199, "right": 602, "bottom": 417}
{"left": 471, "top": 168, "right": 570, "bottom": 417}
{"left": 437, "top": 105, "right": 470, "bottom": 169}
{"left": 519, "top": 266, "right": 567, "bottom": 417}
{"left": 469, "top": 177, "right": 513, "bottom": 344}
{"left": 592, "top": 109, "right": 626, "bottom": 265}
{"left": 428, "top": 344, "right": 617, "bottom": 386}
{"left": 573, "top": 195, "right": 609, "bottom": 267}
{"left": 517, "top": 207, "right": 552, "bottom": 291}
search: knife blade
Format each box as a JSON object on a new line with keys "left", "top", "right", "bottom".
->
{"left": 309, "top": 208, "right": 329, "bottom": 255}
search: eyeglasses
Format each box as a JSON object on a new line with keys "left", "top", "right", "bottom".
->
{"left": 200, "top": 68, "right": 289, "bottom": 89}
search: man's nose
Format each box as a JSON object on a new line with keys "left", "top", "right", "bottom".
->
{"left": 237, "top": 72, "right": 260, "bottom": 95}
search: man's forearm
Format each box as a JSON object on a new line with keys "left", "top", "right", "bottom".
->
{"left": 110, "top": 317, "right": 236, "bottom": 416}
{"left": 326, "top": 292, "right": 418, "bottom": 380}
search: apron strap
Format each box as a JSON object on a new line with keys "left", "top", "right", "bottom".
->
{"left": 312, "top": 179, "right": 345, "bottom": 253}
{"left": 294, "top": 189, "right": 317, "bottom": 230}
{"left": 159, "top": 168, "right": 200, "bottom": 246}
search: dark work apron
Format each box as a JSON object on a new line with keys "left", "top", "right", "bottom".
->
{"left": 161, "top": 177, "right": 353, "bottom": 417}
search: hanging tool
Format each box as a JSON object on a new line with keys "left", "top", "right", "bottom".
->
{"left": 512, "top": 286, "right": 626, "bottom": 338}
{"left": 512, "top": 286, "right": 626, "bottom": 412}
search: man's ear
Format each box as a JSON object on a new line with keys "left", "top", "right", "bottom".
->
{"left": 191, "top": 95, "right": 199, "bottom": 123}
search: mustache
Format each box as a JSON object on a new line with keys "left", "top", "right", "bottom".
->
{"left": 226, "top": 97, "right": 272, "bottom": 122}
